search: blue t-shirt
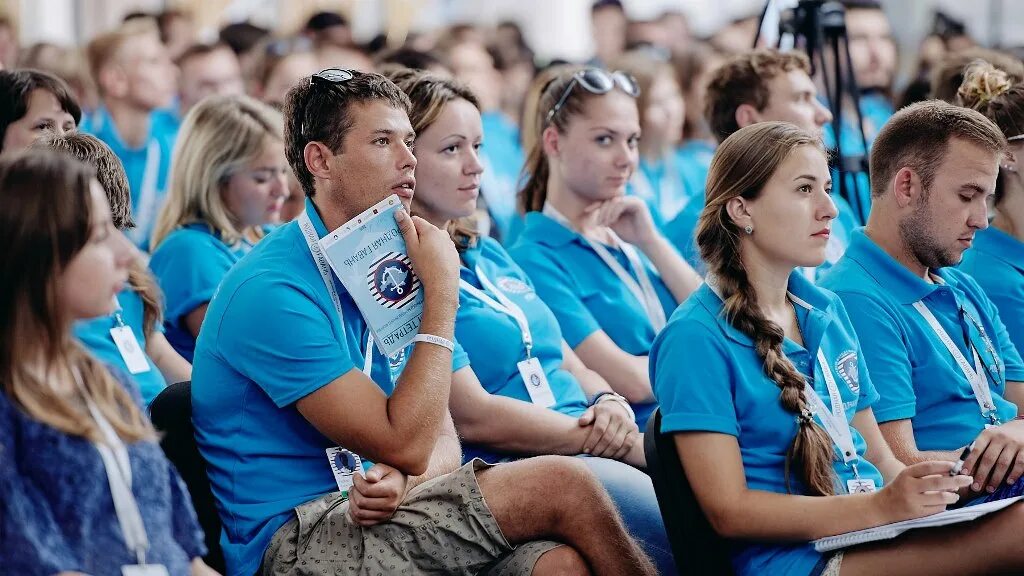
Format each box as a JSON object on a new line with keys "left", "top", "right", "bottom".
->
{"left": 961, "top": 227, "right": 1024, "bottom": 355}
{"left": 457, "top": 237, "right": 589, "bottom": 462}
{"left": 675, "top": 139, "right": 715, "bottom": 202}
{"left": 81, "top": 107, "right": 177, "bottom": 249}
{"left": 820, "top": 229, "right": 1024, "bottom": 451}
{"left": 629, "top": 153, "right": 695, "bottom": 228}
{"left": 191, "top": 198, "right": 469, "bottom": 576}
{"left": 0, "top": 367, "right": 205, "bottom": 575}
{"left": 479, "top": 110, "right": 524, "bottom": 243}
{"left": 74, "top": 288, "right": 168, "bottom": 406}
{"left": 149, "top": 223, "right": 254, "bottom": 363}
{"left": 509, "top": 212, "right": 676, "bottom": 427}
{"left": 652, "top": 272, "right": 883, "bottom": 576}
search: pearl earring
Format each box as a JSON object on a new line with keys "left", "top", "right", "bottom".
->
{"left": 744, "top": 225, "right": 753, "bottom": 235}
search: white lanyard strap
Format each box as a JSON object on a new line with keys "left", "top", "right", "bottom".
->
{"left": 128, "top": 140, "right": 161, "bottom": 246}
{"left": 912, "top": 300, "right": 998, "bottom": 423}
{"left": 300, "top": 210, "right": 373, "bottom": 376}
{"left": 541, "top": 204, "right": 666, "bottom": 331}
{"left": 460, "top": 266, "right": 533, "bottom": 356}
{"left": 73, "top": 368, "right": 149, "bottom": 564}
{"left": 804, "top": 349, "right": 859, "bottom": 473}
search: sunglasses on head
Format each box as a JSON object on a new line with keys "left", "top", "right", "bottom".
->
{"left": 302, "top": 68, "right": 356, "bottom": 138}
{"left": 545, "top": 68, "right": 640, "bottom": 126}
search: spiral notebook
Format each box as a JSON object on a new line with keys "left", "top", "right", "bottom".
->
{"left": 813, "top": 495, "right": 1023, "bottom": 552}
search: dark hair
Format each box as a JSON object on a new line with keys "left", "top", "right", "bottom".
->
{"left": 697, "top": 121, "right": 836, "bottom": 496}
{"left": 0, "top": 150, "right": 154, "bottom": 442}
{"left": 870, "top": 100, "right": 1006, "bottom": 198}
{"left": 958, "top": 61, "right": 1024, "bottom": 205}
{"left": 374, "top": 47, "right": 447, "bottom": 73}
{"left": 305, "top": 11, "right": 348, "bottom": 32}
{"left": 218, "top": 22, "right": 270, "bottom": 55}
{"left": 175, "top": 41, "right": 234, "bottom": 68}
{"left": 592, "top": 0, "right": 625, "bottom": 14}
{"left": 931, "top": 48, "right": 1024, "bottom": 103}
{"left": 283, "top": 70, "right": 411, "bottom": 198}
{"left": 0, "top": 69, "right": 82, "bottom": 153}
{"left": 705, "top": 49, "right": 811, "bottom": 143}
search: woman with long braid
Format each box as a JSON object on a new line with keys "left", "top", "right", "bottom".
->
{"left": 651, "top": 121, "right": 1024, "bottom": 575}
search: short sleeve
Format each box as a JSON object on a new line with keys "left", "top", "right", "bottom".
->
{"left": 150, "top": 233, "right": 236, "bottom": 327}
{"left": 451, "top": 339, "right": 471, "bottom": 372}
{"left": 834, "top": 291, "right": 916, "bottom": 423}
{"left": 0, "top": 400, "right": 77, "bottom": 573}
{"left": 511, "top": 248, "right": 602, "bottom": 348}
{"left": 830, "top": 295, "right": 880, "bottom": 410}
{"left": 651, "top": 319, "right": 738, "bottom": 436}
{"left": 213, "top": 274, "right": 356, "bottom": 407}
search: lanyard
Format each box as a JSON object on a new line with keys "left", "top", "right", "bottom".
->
{"left": 72, "top": 368, "right": 150, "bottom": 565}
{"left": 460, "top": 266, "right": 533, "bottom": 357}
{"left": 299, "top": 210, "right": 373, "bottom": 375}
{"left": 541, "top": 203, "right": 666, "bottom": 331}
{"left": 913, "top": 300, "right": 1000, "bottom": 425}
{"left": 128, "top": 140, "right": 161, "bottom": 246}
{"left": 804, "top": 348, "right": 861, "bottom": 477}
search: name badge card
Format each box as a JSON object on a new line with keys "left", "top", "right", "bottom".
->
{"left": 122, "top": 565, "right": 170, "bottom": 576}
{"left": 847, "top": 478, "right": 877, "bottom": 494}
{"left": 518, "top": 358, "right": 556, "bottom": 408}
{"left": 110, "top": 326, "right": 151, "bottom": 374}
{"left": 326, "top": 447, "right": 364, "bottom": 496}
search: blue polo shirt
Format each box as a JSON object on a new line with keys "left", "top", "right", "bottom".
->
{"left": 819, "top": 229, "right": 1024, "bottom": 451}
{"left": 457, "top": 237, "right": 589, "bottom": 462}
{"left": 664, "top": 191, "right": 860, "bottom": 283}
{"left": 81, "top": 107, "right": 177, "bottom": 249}
{"left": 508, "top": 211, "right": 675, "bottom": 427}
{"left": 479, "top": 110, "right": 523, "bottom": 242}
{"left": 191, "top": 198, "right": 468, "bottom": 576}
{"left": 652, "top": 272, "right": 883, "bottom": 576}
{"left": 74, "top": 288, "right": 167, "bottom": 406}
{"left": 149, "top": 223, "right": 255, "bottom": 363}
{"left": 675, "top": 139, "right": 715, "bottom": 201}
{"left": 630, "top": 154, "right": 695, "bottom": 227}
{"left": 961, "top": 227, "right": 1024, "bottom": 354}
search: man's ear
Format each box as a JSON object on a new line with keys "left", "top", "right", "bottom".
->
{"left": 541, "top": 125, "right": 561, "bottom": 159}
{"left": 304, "top": 141, "right": 334, "bottom": 181}
{"left": 891, "top": 167, "right": 920, "bottom": 208}
{"left": 725, "top": 196, "right": 753, "bottom": 232}
{"left": 735, "top": 103, "right": 761, "bottom": 130}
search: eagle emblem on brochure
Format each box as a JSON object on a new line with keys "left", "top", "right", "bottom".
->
{"left": 367, "top": 252, "right": 420, "bottom": 309}
{"left": 836, "top": 350, "right": 860, "bottom": 394}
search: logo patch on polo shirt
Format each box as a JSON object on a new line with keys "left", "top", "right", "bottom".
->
{"left": 836, "top": 350, "right": 859, "bottom": 394}
{"left": 497, "top": 276, "right": 532, "bottom": 296}
{"left": 367, "top": 252, "right": 420, "bottom": 309}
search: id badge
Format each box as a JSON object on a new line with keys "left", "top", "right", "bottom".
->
{"left": 518, "top": 358, "right": 556, "bottom": 408}
{"left": 326, "top": 447, "right": 363, "bottom": 496}
{"left": 110, "top": 326, "right": 151, "bottom": 374}
{"left": 847, "top": 478, "right": 877, "bottom": 494}
{"left": 122, "top": 565, "right": 170, "bottom": 576}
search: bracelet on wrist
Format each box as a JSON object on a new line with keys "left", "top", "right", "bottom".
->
{"left": 411, "top": 333, "right": 455, "bottom": 353}
{"left": 590, "top": 391, "right": 636, "bottom": 421}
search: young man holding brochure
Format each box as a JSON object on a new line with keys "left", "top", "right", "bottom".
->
{"left": 191, "top": 69, "right": 655, "bottom": 576}
{"left": 820, "top": 101, "right": 1024, "bottom": 502}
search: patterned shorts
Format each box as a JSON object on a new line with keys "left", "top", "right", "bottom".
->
{"left": 261, "top": 459, "right": 561, "bottom": 575}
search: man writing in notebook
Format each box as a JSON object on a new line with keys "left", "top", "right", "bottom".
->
{"left": 190, "top": 68, "right": 656, "bottom": 576}
{"left": 820, "top": 100, "right": 1024, "bottom": 502}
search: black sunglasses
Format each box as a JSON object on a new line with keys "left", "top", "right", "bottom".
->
{"left": 302, "top": 68, "right": 356, "bottom": 138}
{"left": 545, "top": 68, "right": 640, "bottom": 126}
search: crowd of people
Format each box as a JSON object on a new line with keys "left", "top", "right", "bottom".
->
{"left": 4, "top": 1, "right": 1024, "bottom": 575}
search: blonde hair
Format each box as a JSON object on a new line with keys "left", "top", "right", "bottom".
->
{"left": 151, "top": 94, "right": 284, "bottom": 249}
{"left": 86, "top": 19, "right": 160, "bottom": 96}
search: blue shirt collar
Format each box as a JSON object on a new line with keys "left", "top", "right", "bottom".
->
{"left": 972, "top": 227, "right": 1024, "bottom": 273}
{"left": 522, "top": 211, "right": 579, "bottom": 248}
{"left": 845, "top": 228, "right": 943, "bottom": 305}
{"left": 696, "top": 270, "right": 833, "bottom": 350}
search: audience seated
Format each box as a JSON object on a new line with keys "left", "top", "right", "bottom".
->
{"left": 175, "top": 43, "right": 245, "bottom": 118}
{"left": 819, "top": 102, "right": 1024, "bottom": 500}
{"left": 510, "top": 66, "right": 702, "bottom": 429}
{"left": 82, "top": 19, "right": 178, "bottom": 248}
{"left": 0, "top": 149, "right": 216, "bottom": 575}
{"left": 0, "top": 68, "right": 80, "bottom": 154}
{"left": 959, "top": 62, "right": 1024, "bottom": 354}
{"left": 190, "top": 69, "right": 656, "bottom": 576}
{"left": 653, "top": 120, "right": 1024, "bottom": 576}
{"left": 149, "top": 95, "right": 288, "bottom": 363}
{"left": 36, "top": 132, "right": 191, "bottom": 405}
{"left": 388, "top": 67, "right": 676, "bottom": 574}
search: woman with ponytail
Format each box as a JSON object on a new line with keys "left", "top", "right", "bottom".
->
{"left": 959, "top": 61, "right": 1024, "bottom": 354}
{"left": 38, "top": 131, "right": 192, "bottom": 405}
{"left": 652, "top": 121, "right": 1024, "bottom": 575}
{"left": 0, "top": 150, "right": 216, "bottom": 575}
{"left": 509, "top": 66, "right": 702, "bottom": 428}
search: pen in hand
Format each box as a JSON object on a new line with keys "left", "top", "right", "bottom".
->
{"left": 950, "top": 442, "right": 975, "bottom": 477}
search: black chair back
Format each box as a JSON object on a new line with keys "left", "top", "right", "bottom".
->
{"left": 644, "top": 408, "right": 735, "bottom": 576}
{"left": 149, "top": 381, "right": 225, "bottom": 573}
